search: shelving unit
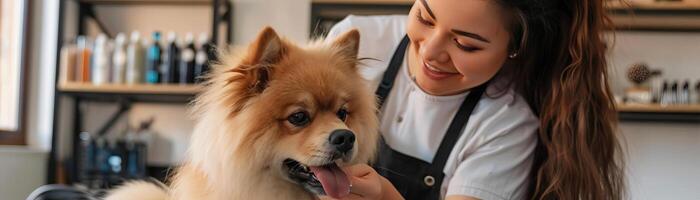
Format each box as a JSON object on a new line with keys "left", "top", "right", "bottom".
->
{"left": 617, "top": 103, "right": 700, "bottom": 123}
{"left": 607, "top": 1, "right": 700, "bottom": 31}
{"left": 48, "top": 0, "right": 232, "bottom": 185}
{"left": 59, "top": 83, "right": 201, "bottom": 94}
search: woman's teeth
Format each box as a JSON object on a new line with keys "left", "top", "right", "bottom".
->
{"left": 425, "top": 62, "right": 445, "bottom": 73}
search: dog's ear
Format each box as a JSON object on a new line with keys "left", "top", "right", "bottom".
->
{"left": 331, "top": 29, "right": 360, "bottom": 62}
{"left": 243, "top": 26, "right": 286, "bottom": 92}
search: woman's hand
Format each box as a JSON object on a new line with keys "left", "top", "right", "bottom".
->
{"left": 320, "top": 164, "right": 403, "bottom": 200}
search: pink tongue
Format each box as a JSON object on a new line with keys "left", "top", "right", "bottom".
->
{"left": 309, "top": 164, "right": 350, "bottom": 199}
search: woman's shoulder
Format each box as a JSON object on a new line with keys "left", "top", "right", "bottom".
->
{"left": 470, "top": 83, "right": 539, "bottom": 139}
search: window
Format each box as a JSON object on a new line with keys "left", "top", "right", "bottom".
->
{"left": 0, "top": 0, "right": 28, "bottom": 145}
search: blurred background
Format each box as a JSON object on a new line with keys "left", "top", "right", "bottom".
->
{"left": 0, "top": 0, "right": 698, "bottom": 199}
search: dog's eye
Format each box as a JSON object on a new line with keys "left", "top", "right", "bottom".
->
{"left": 336, "top": 108, "right": 348, "bottom": 122}
{"left": 287, "top": 111, "right": 310, "bottom": 127}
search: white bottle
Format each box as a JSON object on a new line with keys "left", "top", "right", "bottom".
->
{"left": 194, "top": 33, "right": 210, "bottom": 82}
{"left": 92, "top": 34, "right": 112, "bottom": 85}
{"left": 112, "top": 33, "right": 127, "bottom": 84}
{"left": 126, "top": 31, "right": 146, "bottom": 84}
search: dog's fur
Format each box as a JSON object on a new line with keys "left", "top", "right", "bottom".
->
{"left": 106, "top": 27, "right": 379, "bottom": 200}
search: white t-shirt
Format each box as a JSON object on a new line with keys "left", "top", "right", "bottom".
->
{"left": 327, "top": 15, "right": 539, "bottom": 200}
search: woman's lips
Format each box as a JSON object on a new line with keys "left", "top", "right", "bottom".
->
{"left": 422, "top": 61, "right": 459, "bottom": 80}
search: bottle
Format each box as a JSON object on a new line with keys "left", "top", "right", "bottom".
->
{"left": 682, "top": 80, "right": 690, "bottom": 104}
{"left": 76, "top": 36, "right": 92, "bottom": 82}
{"left": 112, "top": 33, "right": 127, "bottom": 84}
{"left": 660, "top": 81, "right": 669, "bottom": 106}
{"left": 179, "top": 32, "right": 196, "bottom": 84}
{"left": 92, "top": 34, "right": 112, "bottom": 85}
{"left": 59, "top": 43, "right": 77, "bottom": 84}
{"left": 146, "top": 32, "right": 162, "bottom": 84}
{"left": 162, "top": 31, "right": 180, "bottom": 83}
{"left": 126, "top": 31, "right": 145, "bottom": 84}
{"left": 670, "top": 81, "right": 678, "bottom": 105}
{"left": 194, "top": 33, "right": 210, "bottom": 83}
{"left": 695, "top": 80, "right": 700, "bottom": 104}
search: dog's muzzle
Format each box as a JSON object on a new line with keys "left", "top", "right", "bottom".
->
{"left": 283, "top": 129, "right": 355, "bottom": 199}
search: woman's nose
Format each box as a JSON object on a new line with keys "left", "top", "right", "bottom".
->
{"left": 420, "top": 34, "right": 450, "bottom": 64}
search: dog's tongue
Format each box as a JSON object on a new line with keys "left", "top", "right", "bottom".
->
{"left": 309, "top": 164, "right": 350, "bottom": 199}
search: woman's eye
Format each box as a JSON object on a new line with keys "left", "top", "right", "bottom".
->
{"left": 336, "top": 108, "right": 348, "bottom": 122}
{"left": 454, "top": 39, "right": 480, "bottom": 52}
{"left": 287, "top": 111, "right": 310, "bottom": 127}
{"left": 416, "top": 10, "right": 434, "bottom": 26}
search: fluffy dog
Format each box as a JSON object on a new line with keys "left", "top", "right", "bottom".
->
{"left": 106, "top": 27, "right": 379, "bottom": 200}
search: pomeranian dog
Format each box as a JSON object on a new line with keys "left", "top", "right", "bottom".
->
{"left": 105, "top": 27, "right": 379, "bottom": 200}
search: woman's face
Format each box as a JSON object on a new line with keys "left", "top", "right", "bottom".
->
{"left": 406, "top": 0, "right": 512, "bottom": 96}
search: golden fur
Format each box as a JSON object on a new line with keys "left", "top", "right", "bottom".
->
{"left": 106, "top": 27, "right": 379, "bottom": 200}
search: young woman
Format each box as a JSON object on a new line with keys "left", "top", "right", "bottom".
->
{"left": 324, "top": 0, "right": 625, "bottom": 199}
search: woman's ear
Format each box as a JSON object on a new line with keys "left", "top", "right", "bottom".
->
{"left": 331, "top": 29, "right": 360, "bottom": 61}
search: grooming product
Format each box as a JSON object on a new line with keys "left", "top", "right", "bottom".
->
{"left": 682, "top": 80, "right": 690, "bottom": 104}
{"left": 112, "top": 33, "right": 127, "bottom": 84}
{"left": 76, "top": 36, "right": 92, "bottom": 82}
{"left": 92, "top": 34, "right": 112, "bottom": 85}
{"left": 179, "top": 32, "right": 196, "bottom": 84}
{"left": 126, "top": 31, "right": 146, "bottom": 84}
{"left": 194, "top": 33, "right": 210, "bottom": 83}
{"left": 162, "top": 31, "right": 180, "bottom": 83}
{"left": 660, "top": 81, "right": 669, "bottom": 105}
{"left": 78, "top": 132, "right": 94, "bottom": 184}
{"left": 59, "top": 44, "right": 77, "bottom": 83}
{"left": 670, "top": 81, "right": 679, "bottom": 104}
{"left": 146, "top": 32, "right": 163, "bottom": 84}
{"left": 125, "top": 126, "right": 147, "bottom": 178}
{"left": 691, "top": 80, "right": 700, "bottom": 104}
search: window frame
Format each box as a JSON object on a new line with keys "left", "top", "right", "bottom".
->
{"left": 0, "top": 0, "right": 30, "bottom": 145}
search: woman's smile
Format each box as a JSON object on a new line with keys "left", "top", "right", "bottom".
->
{"left": 421, "top": 60, "right": 459, "bottom": 80}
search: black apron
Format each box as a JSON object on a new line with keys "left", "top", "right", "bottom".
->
{"left": 372, "top": 35, "right": 488, "bottom": 200}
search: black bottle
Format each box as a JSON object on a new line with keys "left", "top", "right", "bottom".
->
{"left": 179, "top": 33, "right": 196, "bottom": 84}
{"left": 162, "top": 31, "right": 180, "bottom": 83}
{"left": 194, "top": 33, "right": 210, "bottom": 83}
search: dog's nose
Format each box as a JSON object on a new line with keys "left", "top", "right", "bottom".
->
{"left": 329, "top": 129, "right": 355, "bottom": 154}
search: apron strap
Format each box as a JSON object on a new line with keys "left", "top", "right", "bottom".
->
{"left": 429, "top": 83, "right": 487, "bottom": 173}
{"left": 376, "top": 35, "right": 410, "bottom": 108}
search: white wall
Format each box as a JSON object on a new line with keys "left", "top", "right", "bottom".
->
{"left": 0, "top": 147, "right": 47, "bottom": 200}
{"left": 619, "top": 122, "right": 700, "bottom": 200}
{"left": 608, "top": 31, "right": 700, "bottom": 200}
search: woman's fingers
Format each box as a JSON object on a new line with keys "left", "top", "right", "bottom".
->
{"left": 318, "top": 164, "right": 383, "bottom": 200}
{"left": 341, "top": 164, "right": 382, "bottom": 199}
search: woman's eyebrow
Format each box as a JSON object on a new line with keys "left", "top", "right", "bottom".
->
{"left": 420, "top": 0, "right": 437, "bottom": 20}
{"left": 451, "top": 29, "right": 491, "bottom": 43}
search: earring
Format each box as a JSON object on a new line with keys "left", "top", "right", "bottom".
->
{"left": 508, "top": 52, "right": 518, "bottom": 59}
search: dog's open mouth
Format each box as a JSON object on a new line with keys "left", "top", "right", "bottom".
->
{"left": 283, "top": 159, "right": 350, "bottom": 199}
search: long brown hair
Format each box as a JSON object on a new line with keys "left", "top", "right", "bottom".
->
{"left": 496, "top": 0, "right": 626, "bottom": 199}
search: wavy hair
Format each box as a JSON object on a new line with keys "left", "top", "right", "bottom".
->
{"left": 495, "top": 0, "right": 626, "bottom": 199}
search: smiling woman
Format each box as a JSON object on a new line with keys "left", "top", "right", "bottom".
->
{"left": 0, "top": 0, "right": 28, "bottom": 145}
